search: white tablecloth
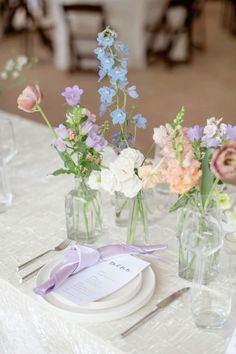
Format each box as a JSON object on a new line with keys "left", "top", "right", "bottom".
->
{"left": 50, "top": 0, "right": 169, "bottom": 70}
{"left": 0, "top": 110, "right": 236, "bottom": 354}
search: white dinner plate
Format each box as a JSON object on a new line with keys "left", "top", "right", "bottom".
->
{"left": 35, "top": 259, "right": 156, "bottom": 322}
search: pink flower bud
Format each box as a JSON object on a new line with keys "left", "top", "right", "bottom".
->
{"left": 17, "top": 85, "right": 43, "bottom": 113}
{"left": 211, "top": 141, "right": 236, "bottom": 185}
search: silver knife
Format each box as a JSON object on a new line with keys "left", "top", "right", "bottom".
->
{"left": 121, "top": 287, "right": 190, "bottom": 337}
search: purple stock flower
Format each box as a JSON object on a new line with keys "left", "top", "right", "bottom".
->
{"left": 55, "top": 124, "right": 68, "bottom": 139}
{"left": 110, "top": 108, "right": 126, "bottom": 124}
{"left": 226, "top": 124, "right": 236, "bottom": 140}
{"left": 202, "top": 136, "right": 221, "bottom": 148}
{"left": 132, "top": 114, "right": 147, "bottom": 128}
{"left": 53, "top": 138, "right": 66, "bottom": 152}
{"left": 86, "top": 131, "right": 107, "bottom": 151}
{"left": 186, "top": 125, "right": 203, "bottom": 141}
{"left": 61, "top": 85, "right": 84, "bottom": 106}
{"left": 127, "top": 86, "right": 138, "bottom": 99}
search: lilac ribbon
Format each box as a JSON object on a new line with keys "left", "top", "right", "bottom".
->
{"left": 33, "top": 243, "right": 167, "bottom": 296}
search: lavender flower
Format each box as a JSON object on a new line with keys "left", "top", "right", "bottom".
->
{"left": 55, "top": 124, "right": 68, "bottom": 139}
{"left": 53, "top": 138, "right": 66, "bottom": 152}
{"left": 61, "top": 85, "right": 84, "bottom": 106}
{"left": 186, "top": 125, "right": 202, "bottom": 141}
{"left": 226, "top": 124, "right": 236, "bottom": 140}
{"left": 132, "top": 114, "right": 147, "bottom": 128}
{"left": 86, "top": 131, "right": 107, "bottom": 151}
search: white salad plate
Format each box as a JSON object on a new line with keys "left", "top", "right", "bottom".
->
{"left": 36, "top": 259, "right": 156, "bottom": 322}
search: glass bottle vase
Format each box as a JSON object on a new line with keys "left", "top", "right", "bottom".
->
{"left": 177, "top": 194, "right": 223, "bottom": 283}
{"left": 127, "top": 191, "right": 149, "bottom": 244}
{"left": 65, "top": 177, "right": 102, "bottom": 243}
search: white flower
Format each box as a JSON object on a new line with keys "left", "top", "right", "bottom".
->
{"left": 120, "top": 175, "right": 142, "bottom": 198}
{"left": 120, "top": 148, "right": 144, "bottom": 168}
{"left": 203, "top": 122, "right": 217, "bottom": 138}
{"left": 153, "top": 126, "right": 167, "bottom": 146}
{"left": 110, "top": 156, "right": 135, "bottom": 182}
{"left": 101, "top": 169, "right": 120, "bottom": 194}
{"left": 87, "top": 171, "right": 101, "bottom": 190}
{"left": 219, "top": 123, "right": 227, "bottom": 137}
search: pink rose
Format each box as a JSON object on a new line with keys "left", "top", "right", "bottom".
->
{"left": 17, "top": 85, "right": 43, "bottom": 113}
{"left": 211, "top": 141, "right": 236, "bottom": 185}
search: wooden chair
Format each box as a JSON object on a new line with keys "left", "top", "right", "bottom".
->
{"left": 62, "top": 4, "right": 106, "bottom": 71}
{"left": 146, "top": 0, "right": 206, "bottom": 66}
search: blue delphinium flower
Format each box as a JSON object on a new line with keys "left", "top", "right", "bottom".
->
{"left": 95, "top": 26, "right": 148, "bottom": 142}
{"left": 132, "top": 114, "right": 147, "bottom": 129}
{"left": 112, "top": 131, "right": 133, "bottom": 154}
{"left": 110, "top": 108, "right": 126, "bottom": 124}
{"left": 100, "top": 55, "right": 114, "bottom": 71}
{"left": 109, "top": 66, "right": 127, "bottom": 83}
{"left": 115, "top": 41, "right": 128, "bottom": 55}
{"left": 118, "top": 79, "right": 128, "bottom": 89}
{"left": 94, "top": 47, "right": 105, "bottom": 60}
{"left": 98, "top": 86, "right": 116, "bottom": 104}
{"left": 97, "top": 32, "right": 115, "bottom": 47}
{"left": 127, "top": 86, "right": 138, "bottom": 99}
{"left": 99, "top": 103, "right": 107, "bottom": 117}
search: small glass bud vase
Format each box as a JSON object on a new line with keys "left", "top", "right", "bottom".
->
{"left": 127, "top": 191, "right": 149, "bottom": 244}
{"left": 177, "top": 193, "right": 223, "bottom": 283}
{"left": 65, "top": 177, "right": 102, "bottom": 243}
{"left": 115, "top": 192, "right": 131, "bottom": 227}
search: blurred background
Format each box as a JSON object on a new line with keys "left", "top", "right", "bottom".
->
{"left": 0, "top": 0, "right": 235, "bottom": 150}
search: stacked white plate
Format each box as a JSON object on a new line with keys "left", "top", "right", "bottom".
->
{"left": 36, "top": 259, "right": 156, "bottom": 322}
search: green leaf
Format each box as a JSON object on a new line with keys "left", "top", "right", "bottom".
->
{"left": 169, "top": 193, "right": 191, "bottom": 213}
{"left": 51, "top": 168, "right": 72, "bottom": 176}
{"left": 200, "top": 148, "right": 215, "bottom": 207}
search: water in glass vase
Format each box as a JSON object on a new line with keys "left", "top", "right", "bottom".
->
{"left": 65, "top": 177, "right": 102, "bottom": 243}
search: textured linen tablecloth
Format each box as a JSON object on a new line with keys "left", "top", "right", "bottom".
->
{"left": 0, "top": 110, "right": 236, "bottom": 354}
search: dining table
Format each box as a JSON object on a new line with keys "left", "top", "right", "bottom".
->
{"left": 49, "top": 0, "right": 170, "bottom": 70}
{"left": 0, "top": 110, "right": 236, "bottom": 354}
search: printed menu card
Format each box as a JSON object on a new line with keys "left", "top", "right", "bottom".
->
{"left": 54, "top": 254, "right": 150, "bottom": 305}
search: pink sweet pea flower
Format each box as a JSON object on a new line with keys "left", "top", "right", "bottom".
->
{"left": 17, "top": 85, "right": 43, "bottom": 113}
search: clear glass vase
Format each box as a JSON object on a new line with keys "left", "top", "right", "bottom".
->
{"left": 177, "top": 194, "right": 223, "bottom": 283}
{"left": 127, "top": 191, "right": 149, "bottom": 244}
{"left": 191, "top": 243, "right": 233, "bottom": 329}
{"left": 115, "top": 192, "right": 131, "bottom": 227}
{"left": 65, "top": 177, "right": 103, "bottom": 243}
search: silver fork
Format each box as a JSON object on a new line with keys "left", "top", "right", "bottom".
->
{"left": 16, "top": 239, "right": 71, "bottom": 272}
